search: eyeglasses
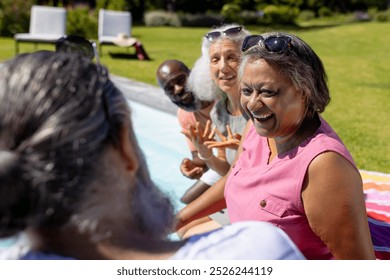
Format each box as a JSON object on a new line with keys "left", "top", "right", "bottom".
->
{"left": 205, "top": 26, "right": 243, "bottom": 42}
{"left": 56, "top": 35, "right": 99, "bottom": 64}
{"left": 241, "top": 35, "right": 292, "bottom": 53}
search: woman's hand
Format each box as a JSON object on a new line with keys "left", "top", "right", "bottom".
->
{"left": 180, "top": 158, "right": 204, "bottom": 180}
{"left": 205, "top": 125, "right": 242, "bottom": 150}
{"left": 181, "top": 120, "right": 215, "bottom": 159}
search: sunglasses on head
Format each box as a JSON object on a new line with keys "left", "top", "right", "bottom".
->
{"left": 56, "top": 35, "right": 99, "bottom": 64}
{"left": 205, "top": 26, "right": 242, "bottom": 42}
{"left": 241, "top": 35, "right": 292, "bottom": 53}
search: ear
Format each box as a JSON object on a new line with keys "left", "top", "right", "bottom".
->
{"left": 118, "top": 126, "right": 138, "bottom": 173}
{"left": 297, "top": 88, "right": 306, "bottom": 103}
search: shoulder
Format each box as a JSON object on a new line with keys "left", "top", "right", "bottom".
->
{"left": 177, "top": 109, "right": 196, "bottom": 124}
{"left": 302, "top": 117, "right": 362, "bottom": 203}
{"left": 177, "top": 108, "right": 193, "bottom": 118}
{"left": 313, "top": 117, "right": 351, "bottom": 153}
{"left": 307, "top": 150, "right": 362, "bottom": 193}
{"left": 307, "top": 116, "right": 359, "bottom": 183}
{"left": 171, "top": 221, "right": 305, "bottom": 260}
{"left": 299, "top": 116, "right": 357, "bottom": 169}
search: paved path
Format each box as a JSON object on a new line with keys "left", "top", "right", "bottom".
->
{"left": 111, "top": 75, "right": 177, "bottom": 116}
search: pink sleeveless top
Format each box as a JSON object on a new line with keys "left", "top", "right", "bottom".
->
{"left": 225, "top": 116, "right": 357, "bottom": 259}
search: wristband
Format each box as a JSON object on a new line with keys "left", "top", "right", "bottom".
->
{"left": 197, "top": 152, "right": 213, "bottom": 161}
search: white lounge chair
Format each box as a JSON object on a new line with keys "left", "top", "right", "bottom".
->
{"left": 98, "top": 9, "right": 132, "bottom": 56}
{"left": 14, "top": 5, "right": 67, "bottom": 54}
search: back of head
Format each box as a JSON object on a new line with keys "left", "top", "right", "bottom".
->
{"left": 239, "top": 31, "right": 330, "bottom": 115}
{"left": 0, "top": 51, "right": 131, "bottom": 238}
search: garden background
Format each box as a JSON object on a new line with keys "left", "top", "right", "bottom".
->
{"left": 0, "top": 0, "right": 389, "bottom": 173}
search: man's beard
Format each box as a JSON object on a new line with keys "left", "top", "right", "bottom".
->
{"left": 130, "top": 156, "right": 177, "bottom": 240}
{"left": 71, "top": 147, "right": 176, "bottom": 242}
{"left": 174, "top": 91, "right": 202, "bottom": 112}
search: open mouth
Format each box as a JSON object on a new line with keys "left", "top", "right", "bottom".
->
{"left": 220, "top": 75, "right": 235, "bottom": 81}
{"left": 253, "top": 113, "right": 273, "bottom": 122}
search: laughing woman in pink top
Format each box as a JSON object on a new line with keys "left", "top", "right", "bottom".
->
{"left": 178, "top": 32, "right": 375, "bottom": 260}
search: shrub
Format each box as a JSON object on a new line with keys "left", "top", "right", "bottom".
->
{"left": 367, "top": 7, "right": 379, "bottom": 19}
{"left": 179, "top": 12, "right": 223, "bottom": 27}
{"left": 144, "top": 10, "right": 223, "bottom": 27}
{"left": 318, "top": 6, "right": 333, "bottom": 17}
{"left": 221, "top": 3, "right": 241, "bottom": 24}
{"left": 375, "top": 9, "right": 390, "bottom": 22}
{"left": 144, "top": 10, "right": 180, "bottom": 26}
{"left": 238, "top": 10, "right": 264, "bottom": 25}
{"left": 0, "top": 0, "right": 33, "bottom": 37}
{"left": 66, "top": 8, "right": 98, "bottom": 39}
{"left": 96, "top": 0, "right": 128, "bottom": 11}
{"left": 298, "top": 10, "right": 316, "bottom": 22}
{"left": 354, "top": 11, "right": 371, "bottom": 21}
{"left": 261, "top": 5, "right": 299, "bottom": 25}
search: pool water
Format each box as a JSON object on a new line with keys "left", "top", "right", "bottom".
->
{"left": 129, "top": 100, "right": 193, "bottom": 211}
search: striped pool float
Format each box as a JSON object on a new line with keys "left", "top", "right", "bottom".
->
{"left": 361, "top": 170, "right": 390, "bottom": 260}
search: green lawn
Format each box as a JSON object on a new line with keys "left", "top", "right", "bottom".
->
{"left": 0, "top": 21, "right": 389, "bottom": 173}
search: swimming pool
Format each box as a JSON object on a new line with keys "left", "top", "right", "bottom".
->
{"left": 128, "top": 100, "right": 193, "bottom": 210}
{"left": 111, "top": 76, "right": 193, "bottom": 210}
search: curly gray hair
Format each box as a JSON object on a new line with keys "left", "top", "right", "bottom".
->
{"left": 187, "top": 54, "right": 224, "bottom": 102}
{"left": 187, "top": 24, "right": 251, "bottom": 102}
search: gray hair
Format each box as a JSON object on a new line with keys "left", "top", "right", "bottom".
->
{"left": 187, "top": 55, "right": 224, "bottom": 101}
{"left": 238, "top": 31, "right": 330, "bottom": 116}
{"left": 189, "top": 24, "right": 250, "bottom": 102}
{"left": 201, "top": 23, "right": 251, "bottom": 57}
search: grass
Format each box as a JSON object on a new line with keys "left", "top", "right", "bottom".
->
{"left": 0, "top": 21, "right": 389, "bottom": 173}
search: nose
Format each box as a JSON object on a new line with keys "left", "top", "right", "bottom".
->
{"left": 174, "top": 84, "right": 184, "bottom": 95}
{"left": 247, "top": 92, "right": 263, "bottom": 111}
{"left": 219, "top": 57, "right": 229, "bottom": 73}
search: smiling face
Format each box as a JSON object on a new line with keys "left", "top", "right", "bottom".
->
{"left": 209, "top": 39, "right": 241, "bottom": 96}
{"left": 156, "top": 61, "right": 198, "bottom": 111}
{"left": 240, "top": 58, "right": 307, "bottom": 142}
{"left": 163, "top": 72, "right": 194, "bottom": 106}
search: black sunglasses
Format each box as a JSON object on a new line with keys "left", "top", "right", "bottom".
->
{"left": 241, "top": 35, "right": 292, "bottom": 53}
{"left": 205, "top": 26, "right": 243, "bottom": 42}
{"left": 56, "top": 35, "right": 99, "bottom": 64}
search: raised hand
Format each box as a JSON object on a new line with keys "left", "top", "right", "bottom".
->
{"left": 181, "top": 120, "right": 215, "bottom": 159}
{"left": 204, "top": 125, "right": 241, "bottom": 150}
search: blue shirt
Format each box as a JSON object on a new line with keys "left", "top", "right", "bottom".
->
{"left": 171, "top": 221, "right": 305, "bottom": 260}
{"left": 15, "top": 221, "right": 304, "bottom": 260}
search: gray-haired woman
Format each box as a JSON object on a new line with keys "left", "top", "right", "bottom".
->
{"left": 178, "top": 24, "right": 252, "bottom": 237}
